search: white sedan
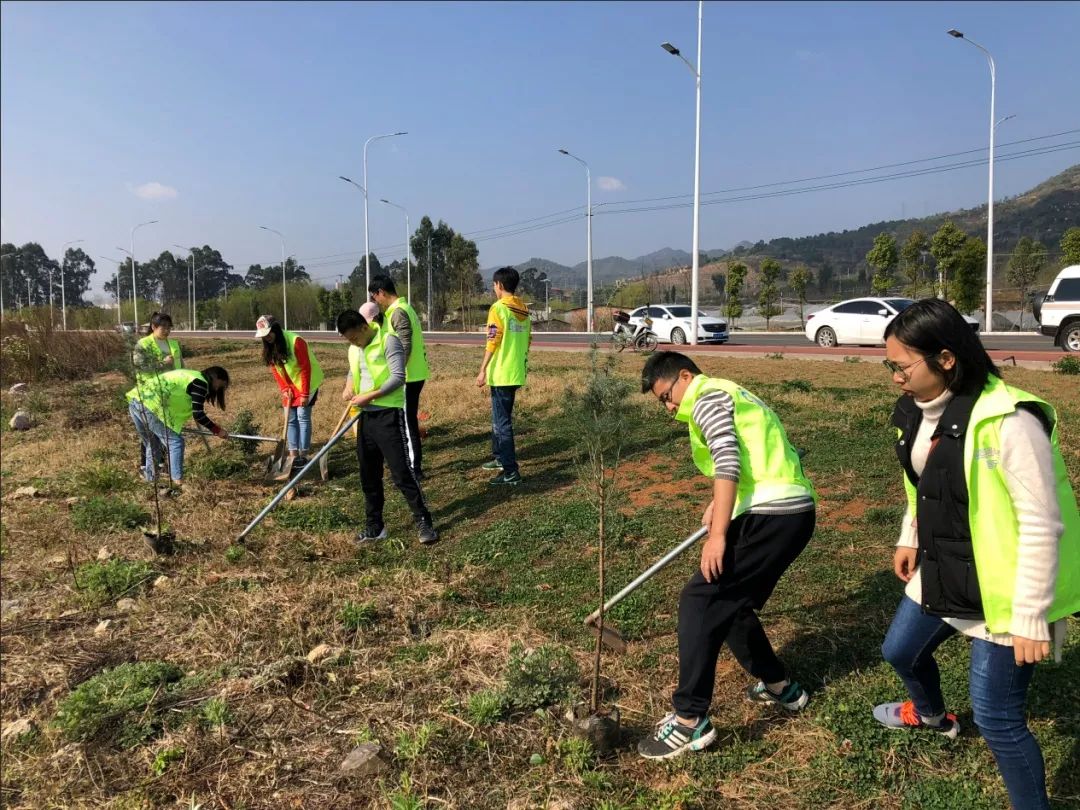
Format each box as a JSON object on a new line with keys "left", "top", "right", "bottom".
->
{"left": 805, "top": 297, "right": 980, "bottom": 348}
{"left": 628, "top": 305, "right": 729, "bottom": 344}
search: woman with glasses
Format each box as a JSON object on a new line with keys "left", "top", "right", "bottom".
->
{"left": 875, "top": 298, "right": 1078, "bottom": 810}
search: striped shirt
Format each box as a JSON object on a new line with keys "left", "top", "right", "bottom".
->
{"left": 691, "top": 390, "right": 814, "bottom": 515}
{"left": 186, "top": 378, "right": 224, "bottom": 435}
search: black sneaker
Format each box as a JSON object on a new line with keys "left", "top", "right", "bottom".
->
{"left": 746, "top": 680, "right": 810, "bottom": 712}
{"left": 637, "top": 715, "right": 717, "bottom": 760}
{"left": 418, "top": 522, "right": 440, "bottom": 545}
{"left": 489, "top": 470, "right": 522, "bottom": 486}
{"left": 356, "top": 525, "right": 388, "bottom": 543}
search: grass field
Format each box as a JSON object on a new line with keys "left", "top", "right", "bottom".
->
{"left": 1, "top": 342, "right": 1077, "bottom": 809}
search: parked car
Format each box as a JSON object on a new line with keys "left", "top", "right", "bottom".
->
{"left": 1033, "top": 264, "right": 1080, "bottom": 352}
{"left": 804, "top": 297, "right": 980, "bottom": 348}
{"left": 114, "top": 322, "right": 136, "bottom": 335}
{"left": 627, "top": 305, "right": 729, "bottom": 344}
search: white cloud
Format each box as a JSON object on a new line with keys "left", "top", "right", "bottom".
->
{"left": 130, "top": 181, "right": 178, "bottom": 201}
{"left": 597, "top": 176, "right": 626, "bottom": 192}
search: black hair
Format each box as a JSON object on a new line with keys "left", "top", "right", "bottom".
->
{"left": 261, "top": 322, "right": 289, "bottom": 367}
{"left": 150, "top": 312, "right": 173, "bottom": 329}
{"left": 336, "top": 309, "right": 369, "bottom": 335}
{"left": 641, "top": 351, "right": 702, "bottom": 393}
{"left": 493, "top": 266, "right": 520, "bottom": 293}
{"left": 884, "top": 298, "right": 1000, "bottom": 395}
{"left": 368, "top": 274, "right": 397, "bottom": 296}
{"left": 202, "top": 366, "right": 229, "bottom": 409}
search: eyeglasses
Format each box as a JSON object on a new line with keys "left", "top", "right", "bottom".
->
{"left": 658, "top": 377, "right": 679, "bottom": 406}
{"left": 882, "top": 354, "right": 935, "bottom": 382}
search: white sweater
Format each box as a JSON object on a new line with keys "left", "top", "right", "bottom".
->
{"left": 896, "top": 387, "right": 1067, "bottom": 654}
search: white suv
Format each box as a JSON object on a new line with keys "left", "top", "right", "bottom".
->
{"left": 1034, "top": 265, "right": 1080, "bottom": 352}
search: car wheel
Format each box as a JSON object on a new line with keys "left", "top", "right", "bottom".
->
{"left": 1062, "top": 322, "right": 1080, "bottom": 353}
{"left": 670, "top": 327, "right": 687, "bottom": 345}
{"left": 815, "top": 326, "right": 837, "bottom": 348}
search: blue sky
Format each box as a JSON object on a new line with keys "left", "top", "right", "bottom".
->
{"left": 2, "top": 1, "right": 1078, "bottom": 300}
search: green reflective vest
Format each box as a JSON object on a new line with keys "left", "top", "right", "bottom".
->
{"left": 279, "top": 330, "right": 323, "bottom": 395}
{"left": 486, "top": 299, "right": 530, "bottom": 387}
{"left": 385, "top": 298, "right": 429, "bottom": 382}
{"left": 898, "top": 376, "right": 1080, "bottom": 632}
{"left": 126, "top": 369, "right": 204, "bottom": 434}
{"left": 676, "top": 375, "right": 816, "bottom": 519}
{"left": 349, "top": 324, "right": 404, "bottom": 409}
{"left": 135, "top": 335, "right": 182, "bottom": 385}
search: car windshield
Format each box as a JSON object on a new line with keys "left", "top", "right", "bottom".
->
{"left": 665, "top": 306, "right": 708, "bottom": 318}
{"left": 885, "top": 298, "right": 915, "bottom": 312}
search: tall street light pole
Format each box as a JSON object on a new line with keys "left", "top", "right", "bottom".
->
{"left": 98, "top": 255, "right": 124, "bottom": 326}
{"left": 363, "top": 132, "right": 407, "bottom": 292}
{"left": 542, "top": 278, "right": 551, "bottom": 321}
{"left": 173, "top": 245, "right": 195, "bottom": 327}
{"left": 130, "top": 220, "right": 158, "bottom": 331}
{"left": 663, "top": 0, "right": 704, "bottom": 345}
{"left": 557, "top": 149, "right": 593, "bottom": 333}
{"left": 380, "top": 198, "right": 411, "bottom": 301}
{"left": 58, "top": 239, "right": 84, "bottom": 330}
{"left": 339, "top": 175, "right": 368, "bottom": 292}
{"left": 948, "top": 29, "right": 997, "bottom": 330}
{"left": 259, "top": 226, "right": 288, "bottom": 329}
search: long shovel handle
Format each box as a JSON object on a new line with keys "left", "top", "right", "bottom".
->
{"left": 237, "top": 411, "right": 363, "bottom": 542}
{"left": 583, "top": 526, "right": 708, "bottom": 626}
{"left": 183, "top": 429, "right": 281, "bottom": 442}
{"left": 330, "top": 404, "right": 352, "bottom": 437}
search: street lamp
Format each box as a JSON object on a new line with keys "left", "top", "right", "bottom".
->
{"left": 259, "top": 226, "right": 288, "bottom": 329}
{"left": 363, "top": 131, "right": 407, "bottom": 291}
{"left": 58, "top": 239, "right": 84, "bottom": 330}
{"left": 662, "top": 0, "right": 704, "bottom": 345}
{"left": 380, "top": 198, "right": 411, "bottom": 301}
{"left": 173, "top": 245, "right": 196, "bottom": 328}
{"left": 542, "top": 278, "right": 552, "bottom": 321}
{"left": 558, "top": 149, "right": 594, "bottom": 333}
{"left": 130, "top": 220, "right": 158, "bottom": 331}
{"left": 340, "top": 175, "right": 367, "bottom": 291}
{"left": 947, "top": 28, "right": 997, "bottom": 330}
{"left": 98, "top": 255, "right": 124, "bottom": 325}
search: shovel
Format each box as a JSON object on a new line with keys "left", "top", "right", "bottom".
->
{"left": 583, "top": 526, "right": 709, "bottom": 653}
{"left": 318, "top": 405, "right": 353, "bottom": 482}
{"left": 263, "top": 405, "right": 291, "bottom": 480}
{"left": 183, "top": 429, "right": 282, "bottom": 443}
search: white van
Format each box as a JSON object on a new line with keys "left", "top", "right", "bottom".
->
{"left": 1035, "top": 264, "right": 1080, "bottom": 352}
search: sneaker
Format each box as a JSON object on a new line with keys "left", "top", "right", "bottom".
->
{"left": 489, "top": 471, "right": 522, "bottom": 486}
{"left": 418, "top": 522, "right": 440, "bottom": 545}
{"left": 637, "top": 715, "right": 717, "bottom": 760}
{"left": 480, "top": 459, "right": 503, "bottom": 471}
{"left": 356, "top": 525, "right": 388, "bottom": 543}
{"left": 746, "top": 680, "right": 810, "bottom": 712}
{"left": 872, "top": 700, "right": 960, "bottom": 740}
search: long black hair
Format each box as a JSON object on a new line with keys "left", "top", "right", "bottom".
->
{"left": 261, "top": 323, "right": 289, "bottom": 367}
{"left": 202, "top": 366, "right": 230, "bottom": 409}
{"left": 884, "top": 298, "right": 1000, "bottom": 396}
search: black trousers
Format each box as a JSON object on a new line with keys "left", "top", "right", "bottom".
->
{"left": 672, "top": 509, "right": 815, "bottom": 717}
{"left": 356, "top": 407, "right": 432, "bottom": 529}
{"left": 404, "top": 380, "right": 425, "bottom": 476}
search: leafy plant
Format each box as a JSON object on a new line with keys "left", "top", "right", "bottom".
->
{"left": 556, "top": 736, "right": 594, "bottom": 775}
{"left": 224, "top": 544, "right": 246, "bottom": 564}
{"left": 200, "top": 697, "right": 231, "bottom": 729}
{"left": 339, "top": 600, "right": 377, "bottom": 631}
{"left": 75, "top": 558, "right": 157, "bottom": 602}
{"left": 466, "top": 689, "right": 504, "bottom": 726}
{"left": 388, "top": 774, "right": 424, "bottom": 810}
{"left": 394, "top": 721, "right": 439, "bottom": 761}
{"left": 502, "top": 642, "right": 579, "bottom": 713}
{"left": 151, "top": 746, "right": 185, "bottom": 776}
{"left": 71, "top": 497, "right": 150, "bottom": 533}
{"left": 229, "top": 409, "right": 262, "bottom": 460}
{"left": 1051, "top": 355, "right": 1080, "bottom": 375}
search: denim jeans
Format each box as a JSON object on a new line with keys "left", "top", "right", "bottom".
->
{"left": 882, "top": 596, "right": 1048, "bottom": 810}
{"left": 286, "top": 389, "right": 319, "bottom": 453}
{"left": 129, "top": 400, "right": 185, "bottom": 482}
{"left": 490, "top": 385, "right": 519, "bottom": 475}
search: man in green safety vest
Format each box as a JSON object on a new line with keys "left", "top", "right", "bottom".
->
{"left": 368, "top": 274, "right": 429, "bottom": 480}
{"left": 475, "top": 266, "right": 531, "bottom": 486}
{"left": 336, "top": 308, "right": 438, "bottom": 546}
{"left": 636, "top": 351, "right": 817, "bottom": 760}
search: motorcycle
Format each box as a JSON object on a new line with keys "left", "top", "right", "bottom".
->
{"left": 611, "top": 310, "right": 659, "bottom": 353}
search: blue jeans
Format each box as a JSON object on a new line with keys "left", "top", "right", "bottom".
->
{"left": 490, "top": 385, "right": 519, "bottom": 475}
{"left": 129, "top": 400, "right": 185, "bottom": 482}
{"left": 882, "top": 597, "right": 1048, "bottom": 810}
{"left": 286, "top": 389, "right": 319, "bottom": 454}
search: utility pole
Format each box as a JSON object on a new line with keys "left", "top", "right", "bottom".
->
{"left": 426, "top": 236, "right": 433, "bottom": 331}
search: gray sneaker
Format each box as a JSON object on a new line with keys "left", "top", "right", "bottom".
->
{"left": 872, "top": 700, "right": 959, "bottom": 739}
{"left": 418, "top": 522, "right": 440, "bottom": 546}
{"left": 746, "top": 680, "right": 810, "bottom": 712}
{"left": 489, "top": 470, "right": 522, "bottom": 486}
{"left": 480, "top": 459, "right": 503, "bottom": 471}
{"left": 356, "top": 525, "right": 388, "bottom": 543}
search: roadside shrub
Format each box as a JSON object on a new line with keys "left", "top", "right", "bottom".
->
{"left": 76, "top": 558, "right": 157, "bottom": 602}
{"left": 0, "top": 316, "right": 125, "bottom": 384}
{"left": 71, "top": 497, "right": 150, "bottom": 533}
{"left": 53, "top": 661, "right": 183, "bottom": 746}
{"left": 502, "top": 642, "right": 579, "bottom": 712}
{"left": 1052, "top": 355, "right": 1080, "bottom": 375}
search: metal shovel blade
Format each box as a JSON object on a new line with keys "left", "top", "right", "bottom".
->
{"left": 586, "top": 619, "right": 628, "bottom": 654}
{"left": 264, "top": 405, "right": 291, "bottom": 480}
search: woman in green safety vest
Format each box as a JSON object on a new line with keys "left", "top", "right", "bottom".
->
{"left": 131, "top": 312, "right": 184, "bottom": 468}
{"left": 255, "top": 315, "right": 324, "bottom": 467}
{"left": 873, "top": 299, "right": 1079, "bottom": 810}
{"left": 127, "top": 366, "right": 231, "bottom": 489}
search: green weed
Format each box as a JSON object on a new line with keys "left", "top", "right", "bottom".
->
{"left": 780, "top": 378, "right": 814, "bottom": 393}
{"left": 71, "top": 496, "right": 150, "bottom": 533}
{"left": 1051, "top": 354, "right": 1080, "bottom": 375}
{"left": 394, "top": 721, "right": 439, "bottom": 761}
{"left": 75, "top": 558, "right": 157, "bottom": 602}
{"left": 151, "top": 746, "right": 185, "bottom": 777}
{"left": 200, "top": 697, "right": 231, "bottom": 729}
{"left": 502, "top": 642, "right": 579, "bottom": 712}
{"left": 274, "top": 504, "right": 353, "bottom": 532}
{"left": 339, "top": 600, "right": 377, "bottom": 631}
{"left": 556, "top": 736, "right": 594, "bottom": 775}
{"left": 465, "top": 689, "right": 504, "bottom": 726}
{"left": 73, "top": 465, "right": 135, "bottom": 494}
{"left": 224, "top": 544, "right": 246, "bottom": 564}
{"left": 388, "top": 774, "right": 424, "bottom": 810}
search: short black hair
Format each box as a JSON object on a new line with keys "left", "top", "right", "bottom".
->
{"left": 368, "top": 274, "right": 397, "bottom": 296}
{"left": 884, "top": 298, "right": 1000, "bottom": 396}
{"left": 641, "top": 351, "right": 702, "bottom": 393}
{"left": 336, "top": 309, "right": 368, "bottom": 334}
{"left": 202, "top": 366, "right": 229, "bottom": 409}
{"left": 150, "top": 311, "right": 173, "bottom": 328}
{"left": 493, "top": 266, "right": 520, "bottom": 293}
